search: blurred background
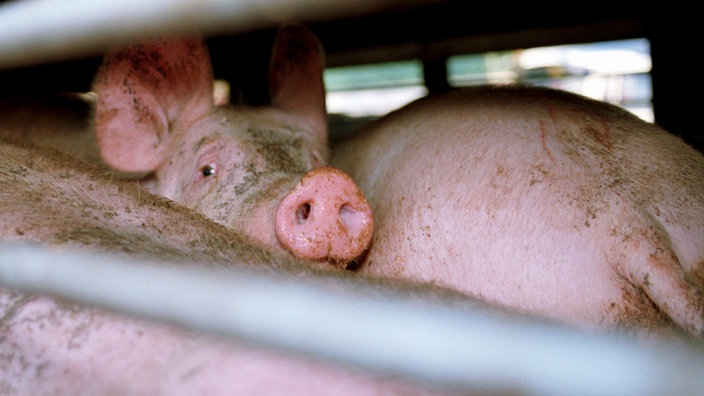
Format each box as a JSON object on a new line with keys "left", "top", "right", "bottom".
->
{"left": 325, "top": 37, "right": 653, "bottom": 138}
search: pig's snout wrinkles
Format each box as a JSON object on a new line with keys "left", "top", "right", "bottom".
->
{"left": 275, "top": 166, "right": 373, "bottom": 264}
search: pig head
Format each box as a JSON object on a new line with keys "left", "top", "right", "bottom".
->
{"left": 92, "top": 25, "right": 373, "bottom": 266}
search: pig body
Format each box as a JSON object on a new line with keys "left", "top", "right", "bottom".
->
{"left": 332, "top": 85, "right": 704, "bottom": 338}
{"left": 1, "top": 293, "right": 461, "bottom": 395}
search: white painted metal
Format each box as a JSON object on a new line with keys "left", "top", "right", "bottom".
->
{"left": 1, "top": 243, "right": 703, "bottom": 395}
{"left": 0, "top": 0, "right": 410, "bottom": 69}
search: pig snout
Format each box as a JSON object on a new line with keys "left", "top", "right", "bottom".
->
{"left": 275, "top": 166, "right": 373, "bottom": 264}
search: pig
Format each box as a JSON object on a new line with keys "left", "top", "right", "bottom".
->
{"left": 0, "top": 139, "right": 471, "bottom": 395}
{"left": 90, "top": 25, "right": 373, "bottom": 266}
{"left": 331, "top": 85, "right": 704, "bottom": 339}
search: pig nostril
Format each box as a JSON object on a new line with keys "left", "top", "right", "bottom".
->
{"left": 339, "top": 203, "right": 365, "bottom": 235}
{"left": 339, "top": 203, "right": 352, "bottom": 216}
{"left": 296, "top": 202, "right": 312, "bottom": 224}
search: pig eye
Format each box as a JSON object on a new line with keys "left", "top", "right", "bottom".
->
{"left": 200, "top": 164, "right": 217, "bottom": 177}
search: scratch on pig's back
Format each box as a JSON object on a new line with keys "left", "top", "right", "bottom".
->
{"left": 538, "top": 119, "right": 555, "bottom": 162}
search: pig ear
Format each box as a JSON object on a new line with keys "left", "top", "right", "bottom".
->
{"left": 93, "top": 38, "right": 214, "bottom": 173}
{"left": 268, "top": 24, "right": 328, "bottom": 138}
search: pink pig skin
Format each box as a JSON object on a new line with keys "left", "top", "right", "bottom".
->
{"left": 0, "top": 287, "right": 462, "bottom": 396}
{"left": 332, "top": 85, "right": 704, "bottom": 338}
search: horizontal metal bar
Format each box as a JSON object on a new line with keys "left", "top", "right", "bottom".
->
{"left": 1, "top": 242, "right": 703, "bottom": 395}
{"left": 0, "top": 0, "right": 411, "bottom": 70}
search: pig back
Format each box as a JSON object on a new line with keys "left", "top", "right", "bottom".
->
{"left": 331, "top": 85, "right": 704, "bottom": 335}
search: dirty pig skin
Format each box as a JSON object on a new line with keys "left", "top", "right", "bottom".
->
{"left": 333, "top": 85, "right": 704, "bottom": 338}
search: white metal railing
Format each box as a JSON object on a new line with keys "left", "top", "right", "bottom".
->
{"left": 1, "top": 243, "right": 703, "bottom": 395}
{"left": 0, "top": 0, "right": 413, "bottom": 70}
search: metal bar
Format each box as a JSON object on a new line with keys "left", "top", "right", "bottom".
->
{"left": 0, "top": 0, "right": 414, "bottom": 70}
{"left": 1, "top": 242, "right": 703, "bottom": 395}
